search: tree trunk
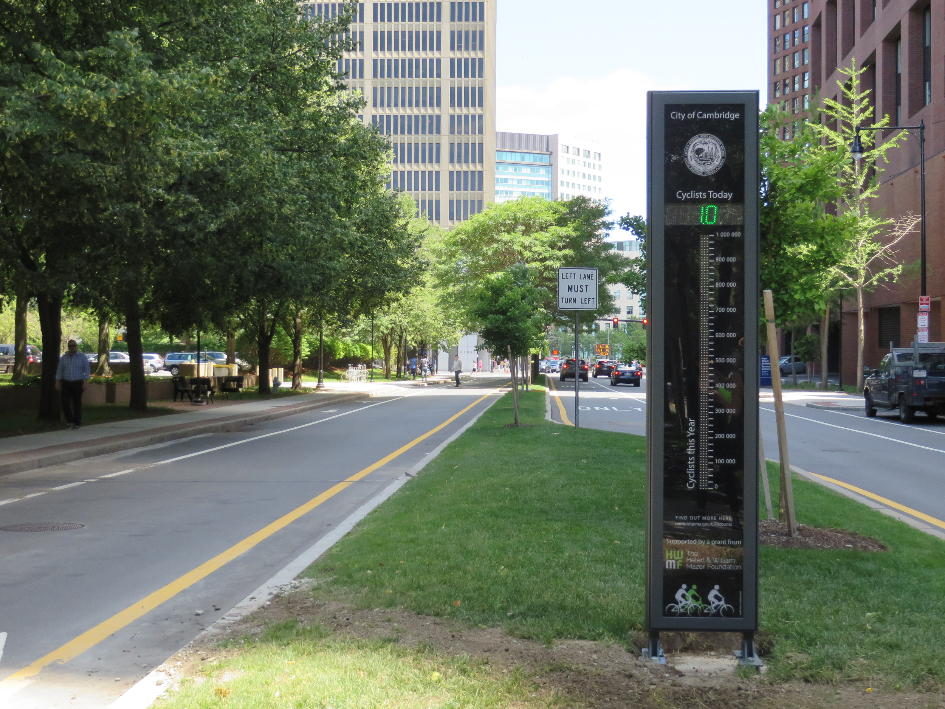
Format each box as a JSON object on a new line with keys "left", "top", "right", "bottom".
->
{"left": 36, "top": 291, "right": 63, "bottom": 421}
{"left": 380, "top": 330, "right": 393, "bottom": 379}
{"left": 95, "top": 313, "right": 112, "bottom": 377}
{"left": 508, "top": 346, "right": 519, "bottom": 425}
{"left": 226, "top": 321, "right": 236, "bottom": 366}
{"left": 820, "top": 305, "right": 830, "bottom": 390}
{"left": 125, "top": 299, "right": 147, "bottom": 411}
{"left": 856, "top": 286, "right": 865, "bottom": 392}
{"left": 291, "top": 309, "right": 303, "bottom": 391}
{"left": 12, "top": 280, "right": 29, "bottom": 381}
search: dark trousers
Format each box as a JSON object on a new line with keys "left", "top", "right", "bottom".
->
{"left": 60, "top": 380, "right": 84, "bottom": 425}
{"left": 454, "top": 370, "right": 461, "bottom": 386}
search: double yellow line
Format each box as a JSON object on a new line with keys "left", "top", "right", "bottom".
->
{"left": 0, "top": 384, "right": 507, "bottom": 693}
{"left": 546, "top": 376, "right": 574, "bottom": 426}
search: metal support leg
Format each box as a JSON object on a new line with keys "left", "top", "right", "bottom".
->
{"left": 735, "top": 631, "right": 764, "bottom": 668}
{"left": 642, "top": 631, "right": 666, "bottom": 664}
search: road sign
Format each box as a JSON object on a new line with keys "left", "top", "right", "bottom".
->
{"left": 919, "top": 296, "right": 931, "bottom": 311}
{"left": 595, "top": 343, "right": 610, "bottom": 356}
{"left": 557, "top": 267, "right": 598, "bottom": 310}
{"left": 918, "top": 329, "right": 930, "bottom": 343}
{"left": 646, "top": 92, "right": 760, "bottom": 640}
{"left": 918, "top": 313, "right": 930, "bottom": 328}
{"left": 551, "top": 350, "right": 559, "bottom": 356}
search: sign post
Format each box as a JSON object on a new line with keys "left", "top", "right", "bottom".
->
{"left": 645, "top": 92, "right": 760, "bottom": 665}
{"left": 558, "top": 267, "right": 598, "bottom": 428}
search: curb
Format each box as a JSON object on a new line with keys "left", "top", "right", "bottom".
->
{"left": 111, "top": 381, "right": 507, "bottom": 709}
{"left": 805, "top": 402, "right": 863, "bottom": 411}
{"left": 0, "top": 393, "right": 370, "bottom": 478}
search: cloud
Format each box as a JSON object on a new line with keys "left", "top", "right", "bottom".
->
{"left": 498, "top": 69, "right": 683, "bottom": 224}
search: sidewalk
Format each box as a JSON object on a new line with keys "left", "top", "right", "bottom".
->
{"left": 760, "top": 386, "right": 864, "bottom": 411}
{"left": 0, "top": 379, "right": 401, "bottom": 478}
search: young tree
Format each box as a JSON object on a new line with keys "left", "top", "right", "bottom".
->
{"left": 811, "top": 60, "right": 915, "bottom": 390}
{"left": 467, "top": 264, "right": 548, "bottom": 425}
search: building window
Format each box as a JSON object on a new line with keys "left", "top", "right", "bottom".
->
{"left": 774, "top": 57, "right": 782, "bottom": 74}
{"left": 802, "top": 47, "right": 809, "bottom": 65}
{"left": 626, "top": 306, "right": 634, "bottom": 316}
{"left": 613, "top": 290, "right": 621, "bottom": 300}
{"left": 923, "top": 6, "right": 931, "bottom": 106}
{"left": 793, "top": 51, "right": 800, "bottom": 68}
{"left": 784, "top": 78, "right": 790, "bottom": 94}
{"left": 775, "top": 36, "right": 782, "bottom": 53}
{"left": 792, "top": 97, "right": 799, "bottom": 113}
{"left": 793, "top": 29, "right": 799, "bottom": 46}
{"left": 895, "top": 37, "right": 902, "bottom": 124}
{"left": 774, "top": 14, "right": 781, "bottom": 30}
{"left": 784, "top": 32, "right": 791, "bottom": 48}
{"left": 803, "top": 71, "right": 809, "bottom": 89}
{"left": 793, "top": 6, "right": 799, "bottom": 22}
{"left": 803, "top": 25, "right": 809, "bottom": 43}
{"left": 803, "top": 94, "right": 810, "bottom": 110}
{"left": 803, "top": 1, "right": 809, "bottom": 18}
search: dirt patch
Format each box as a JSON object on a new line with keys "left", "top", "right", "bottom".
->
{"left": 759, "top": 520, "right": 888, "bottom": 551}
{"left": 503, "top": 423, "right": 534, "bottom": 428}
{"left": 159, "top": 582, "right": 942, "bottom": 709}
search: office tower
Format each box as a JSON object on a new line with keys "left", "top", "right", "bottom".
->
{"left": 768, "top": 0, "right": 813, "bottom": 123}
{"left": 495, "top": 132, "right": 605, "bottom": 204}
{"left": 767, "top": 0, "right": 943, "bottom": 382}
{"left": 310, "top": 1, "right": 496, "bottom": 225}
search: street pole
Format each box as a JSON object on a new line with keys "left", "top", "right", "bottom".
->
{"left": 574, "top": 311, "right": 580, "bottom": 428}
{"left": 370, "top": 311, "right": 374, "bottom": 383}
{"left": 316, "top": 317, "right": 325, "bottom": 389}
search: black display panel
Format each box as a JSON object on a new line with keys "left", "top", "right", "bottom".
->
{"left": 646, "top": 93, "right": 759, "bottom": 633}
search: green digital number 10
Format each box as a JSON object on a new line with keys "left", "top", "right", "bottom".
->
{"left": 700, "top": 204, "right": 718, "bottom": 225}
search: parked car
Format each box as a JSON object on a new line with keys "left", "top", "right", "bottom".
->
{"left": 593, "top": 359, "right": 618, "bottom": 377}
{"left": 163, "top": 352, "right": 196, "bottom": 375}
{"left": 142, "top": 353, "right": 164, "bottom": 373}
{"left": 864, "top": 344, "right": 945, "bottom": 422}
{"left": 610, "top": 363, "right": 642, "bottom": 387}
{"left": 560, "top": 358, "right": 588, "bottom": 382}
{"left": 1, "top": 344, "right": 41, "bottom": 364}
{"left": 778, "top": 355, "right": 807, "bottom": 376}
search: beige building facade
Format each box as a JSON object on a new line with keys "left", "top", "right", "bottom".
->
{"left": 309, "top": 1, "right": 496, "bottom": 226}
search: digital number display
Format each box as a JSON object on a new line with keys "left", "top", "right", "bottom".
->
{"left": 664, "top": 204, "right": 745, "bottom": 225}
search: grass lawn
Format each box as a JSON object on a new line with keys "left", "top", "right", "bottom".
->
{"left": 0, "top": 404, "right": 176, "bottom": 438}
{"left": 153, "top": 381, "right": 945, "bottom": 709}
{"left": 300, "top": 386, "right": 945, "bottom": 690}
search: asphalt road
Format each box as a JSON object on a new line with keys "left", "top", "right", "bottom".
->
{"left": 546, "top": 372, "right": 945, "bottom": 534}
{"left": 0, "top": 377, "right": 508, "bottom": 709}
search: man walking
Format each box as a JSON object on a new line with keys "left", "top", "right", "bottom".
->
{"left": 451, "top": 354, "right": 463, "bottom": 387}
{"left": 56, "top": 339, "right": 91, "bottom": 429}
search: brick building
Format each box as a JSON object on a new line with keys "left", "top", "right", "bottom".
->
{"left": 768, "top": 0, "right": 944, "bottom": 382}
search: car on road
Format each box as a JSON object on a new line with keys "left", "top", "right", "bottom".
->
{"left": 864, "top": 344, "right": 945, "bottom": 422}
{"left": 560, "top": 358, "right": 588, "bottom": 382}
{"left": 142, "top": 353, "right": 164, "bottom": 373}
{"left": 778, "top": 355, "right": 807, "bottom": 375}
{"left": 593, "top": 359, "right": 618, "bottom": 377}
{"left": 163, "top": 352, "right": 197, "bottom": 375}
{"left": 610, "top": 362, "right": 642, "bottom": 387}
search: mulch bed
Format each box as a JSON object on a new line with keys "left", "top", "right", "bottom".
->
{"left": 759, "top": 519, "right": 887, "bottom": 551}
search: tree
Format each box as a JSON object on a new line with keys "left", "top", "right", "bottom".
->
{"left": 615, "top": 214, "right": 647, "bottom": 312}
{"left": 811, "top": 60, "right": 916, "bottom": 390}
{"left": 760, "top": 102, "right": 848, "bottom": 387}
{"left": 434, "top": 196, "right": 624, "bottom": 329}
{"left": 468, "top": 264, "right": 548, "bottom": 425}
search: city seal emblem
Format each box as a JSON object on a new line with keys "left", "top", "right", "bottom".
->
{"left": 683, "top": 133, "right": 726, "bottom": 176}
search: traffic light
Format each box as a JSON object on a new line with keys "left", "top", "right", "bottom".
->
{"left": 612, "top": 317, "right": 619, "bottom": 328}
{"left": 641, "top": 318, "right": 649, "bottom": 327}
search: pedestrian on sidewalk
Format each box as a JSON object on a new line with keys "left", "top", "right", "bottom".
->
{"left": 56, "top": 339, "right": 91, "bottom": 429}
{"left": 409, "top": 356, "right": 418, "bottom": 379}
{"left": 452, "top": 354, "right": 463, "bottom": 387}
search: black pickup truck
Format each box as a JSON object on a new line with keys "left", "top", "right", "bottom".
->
{"left": 864, "top": 342, "right": 945, "bottom": 423}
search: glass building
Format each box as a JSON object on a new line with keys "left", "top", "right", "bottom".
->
{"left": 495, "top": 132, "right": 604, "bottom": 205}
{"left": 309, "top": 1, "right": 496, "bottom": 225}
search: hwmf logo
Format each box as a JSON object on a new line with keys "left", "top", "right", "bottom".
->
{"left": 665, "top": 550, "right": 683, "bottom": 570}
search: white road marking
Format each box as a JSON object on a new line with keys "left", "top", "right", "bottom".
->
{"left": 762, "top": 407, "right": 945, "bottom": 455}
{"left": 0, "top": 398, "right": 407, "bottom": 508}
{"left": 50, "top": 482, "right": 87, "bottom": 490}
{"left": 825, "top": 408, "right": 945, "bottom": 437}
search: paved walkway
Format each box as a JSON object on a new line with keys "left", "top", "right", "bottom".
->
{"left": 0, "top": 374, "right": 461, "bottom": 477}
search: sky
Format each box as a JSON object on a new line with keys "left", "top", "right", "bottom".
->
{"left": 495, "top": 0, "right": 768, "bottom": 226}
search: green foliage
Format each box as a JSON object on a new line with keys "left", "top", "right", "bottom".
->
{"left": 759, "top": 102, "right": 847, "bottom": 325}
{"left": 793, "top": 333, "right": 820, "bottom": 363}
{"left": 615, "top": 214, "right": 647, "bottom": 310}
{"left": 434, "top": 196, "right": 624, "bottom": 329}
{"left": 468, "top": 264, "right": 548, "bottom": 358}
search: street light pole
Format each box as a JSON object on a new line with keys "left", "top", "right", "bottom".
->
{"left": 851, "top": 121, "right": 926, "bottom": 296}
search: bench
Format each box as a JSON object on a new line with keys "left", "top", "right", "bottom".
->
{"left": 218, "top": 376, "right": 244, "bottom": 400}
{"left": 172, "top": 376, "right": 192, "bottom": 402}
